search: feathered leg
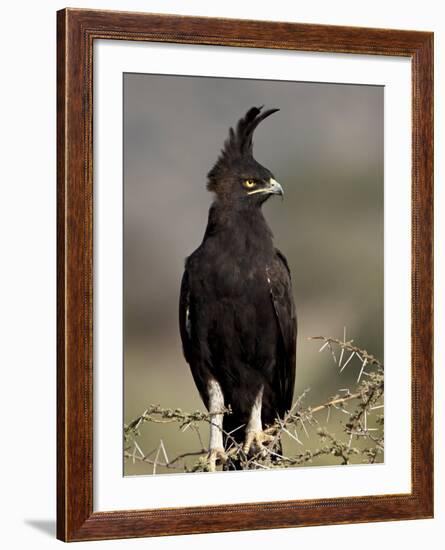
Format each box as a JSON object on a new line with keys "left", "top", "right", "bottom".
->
{"left": 243, "top": 385, "right": 274, "bottom": 455}
{"left": 207, "top": 379, "right": 228, "bottom": 471}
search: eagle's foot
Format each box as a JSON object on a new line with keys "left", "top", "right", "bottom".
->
{"left": 207, "top": 447, "right": 228, "bottom": 472}
{"left": 243, "top": 430, "right": 274, "bottom": 456}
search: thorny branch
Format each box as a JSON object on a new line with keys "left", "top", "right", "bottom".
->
{"left": 124, "top": 331, "right": 384, "bottom": 473}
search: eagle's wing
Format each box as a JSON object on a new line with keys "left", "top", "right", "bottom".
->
{"left": 179, "top": 267, "right": 213, "bottom": 410}
{"left": 267, "top": 249, "right": 297, "bottom": 415}
{"left": 179, "top": 269, "right": 193, "bottom": 364}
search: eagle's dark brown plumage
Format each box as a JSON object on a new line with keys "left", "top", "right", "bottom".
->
{"left": 179, "top": 106, "right": 297, "bottom": 469}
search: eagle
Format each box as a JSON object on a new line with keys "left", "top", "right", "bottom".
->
{"left": 179, "top": 106, "right": 297, "bottom": 471}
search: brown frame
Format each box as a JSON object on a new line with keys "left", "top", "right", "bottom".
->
{"left": 57, "top": 8, "right": 434, "bottom": 542}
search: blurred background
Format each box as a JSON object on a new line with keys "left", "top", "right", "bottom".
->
{"left": 123, "top": 73, "right": 384, "bottom": 475}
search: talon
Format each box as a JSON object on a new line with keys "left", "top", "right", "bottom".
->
{"left": 207, "top": 447, "right": 228, "bottom": 472}
{"left": 243, "top": 430, "right": 274, "bottom": 455}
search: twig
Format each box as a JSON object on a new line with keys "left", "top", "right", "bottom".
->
{"left": 125, "top": 334, "right": 384, "bottom": 472}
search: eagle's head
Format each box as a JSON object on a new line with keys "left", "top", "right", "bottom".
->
{"left": 207, "top": 106, "right": 283, "bottom": 207}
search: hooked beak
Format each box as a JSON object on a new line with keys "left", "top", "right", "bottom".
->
{"left": 267, "top": 178, "right": 284, "bottom": 197}
{"left": 246, "top": 178, "right": 284, "bottom": 197}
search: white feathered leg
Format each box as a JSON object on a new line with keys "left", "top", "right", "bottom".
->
{"left": 207, "top": 379, "right": 227, "bottom": 471}
{"left": 243, "top": 385, "right": 273, "bottom": 454}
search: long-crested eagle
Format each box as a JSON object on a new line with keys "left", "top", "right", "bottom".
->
{"left": 179, "top": 106, "right": 297, "bottom": 471}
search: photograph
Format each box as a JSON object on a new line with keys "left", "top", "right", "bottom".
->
{"left": 1, "top": 0, "right": 439, "bottom": 545}
{"left": 123, "top": 73, "right": 384, "bottom": 476}
{"left": 53, "top": 6, "right": 433, "bottom": 542}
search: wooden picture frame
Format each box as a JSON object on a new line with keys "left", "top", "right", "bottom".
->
{"left": 57, "top": 8, "right": 434, "bottom": 542}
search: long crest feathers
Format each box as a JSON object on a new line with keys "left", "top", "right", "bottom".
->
{"left": 237, "top": 106, "right": 280, "bottom": 154}
{"left": 207, "top": 106, "right": 279, "bottom": 189}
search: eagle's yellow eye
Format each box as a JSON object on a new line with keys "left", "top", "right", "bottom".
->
{"left": 242, "top": 179, "right": 257, "bottom": 189}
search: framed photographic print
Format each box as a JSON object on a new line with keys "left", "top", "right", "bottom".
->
{"left": 57, "top": 8, "right": 434, "bottom": 542}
